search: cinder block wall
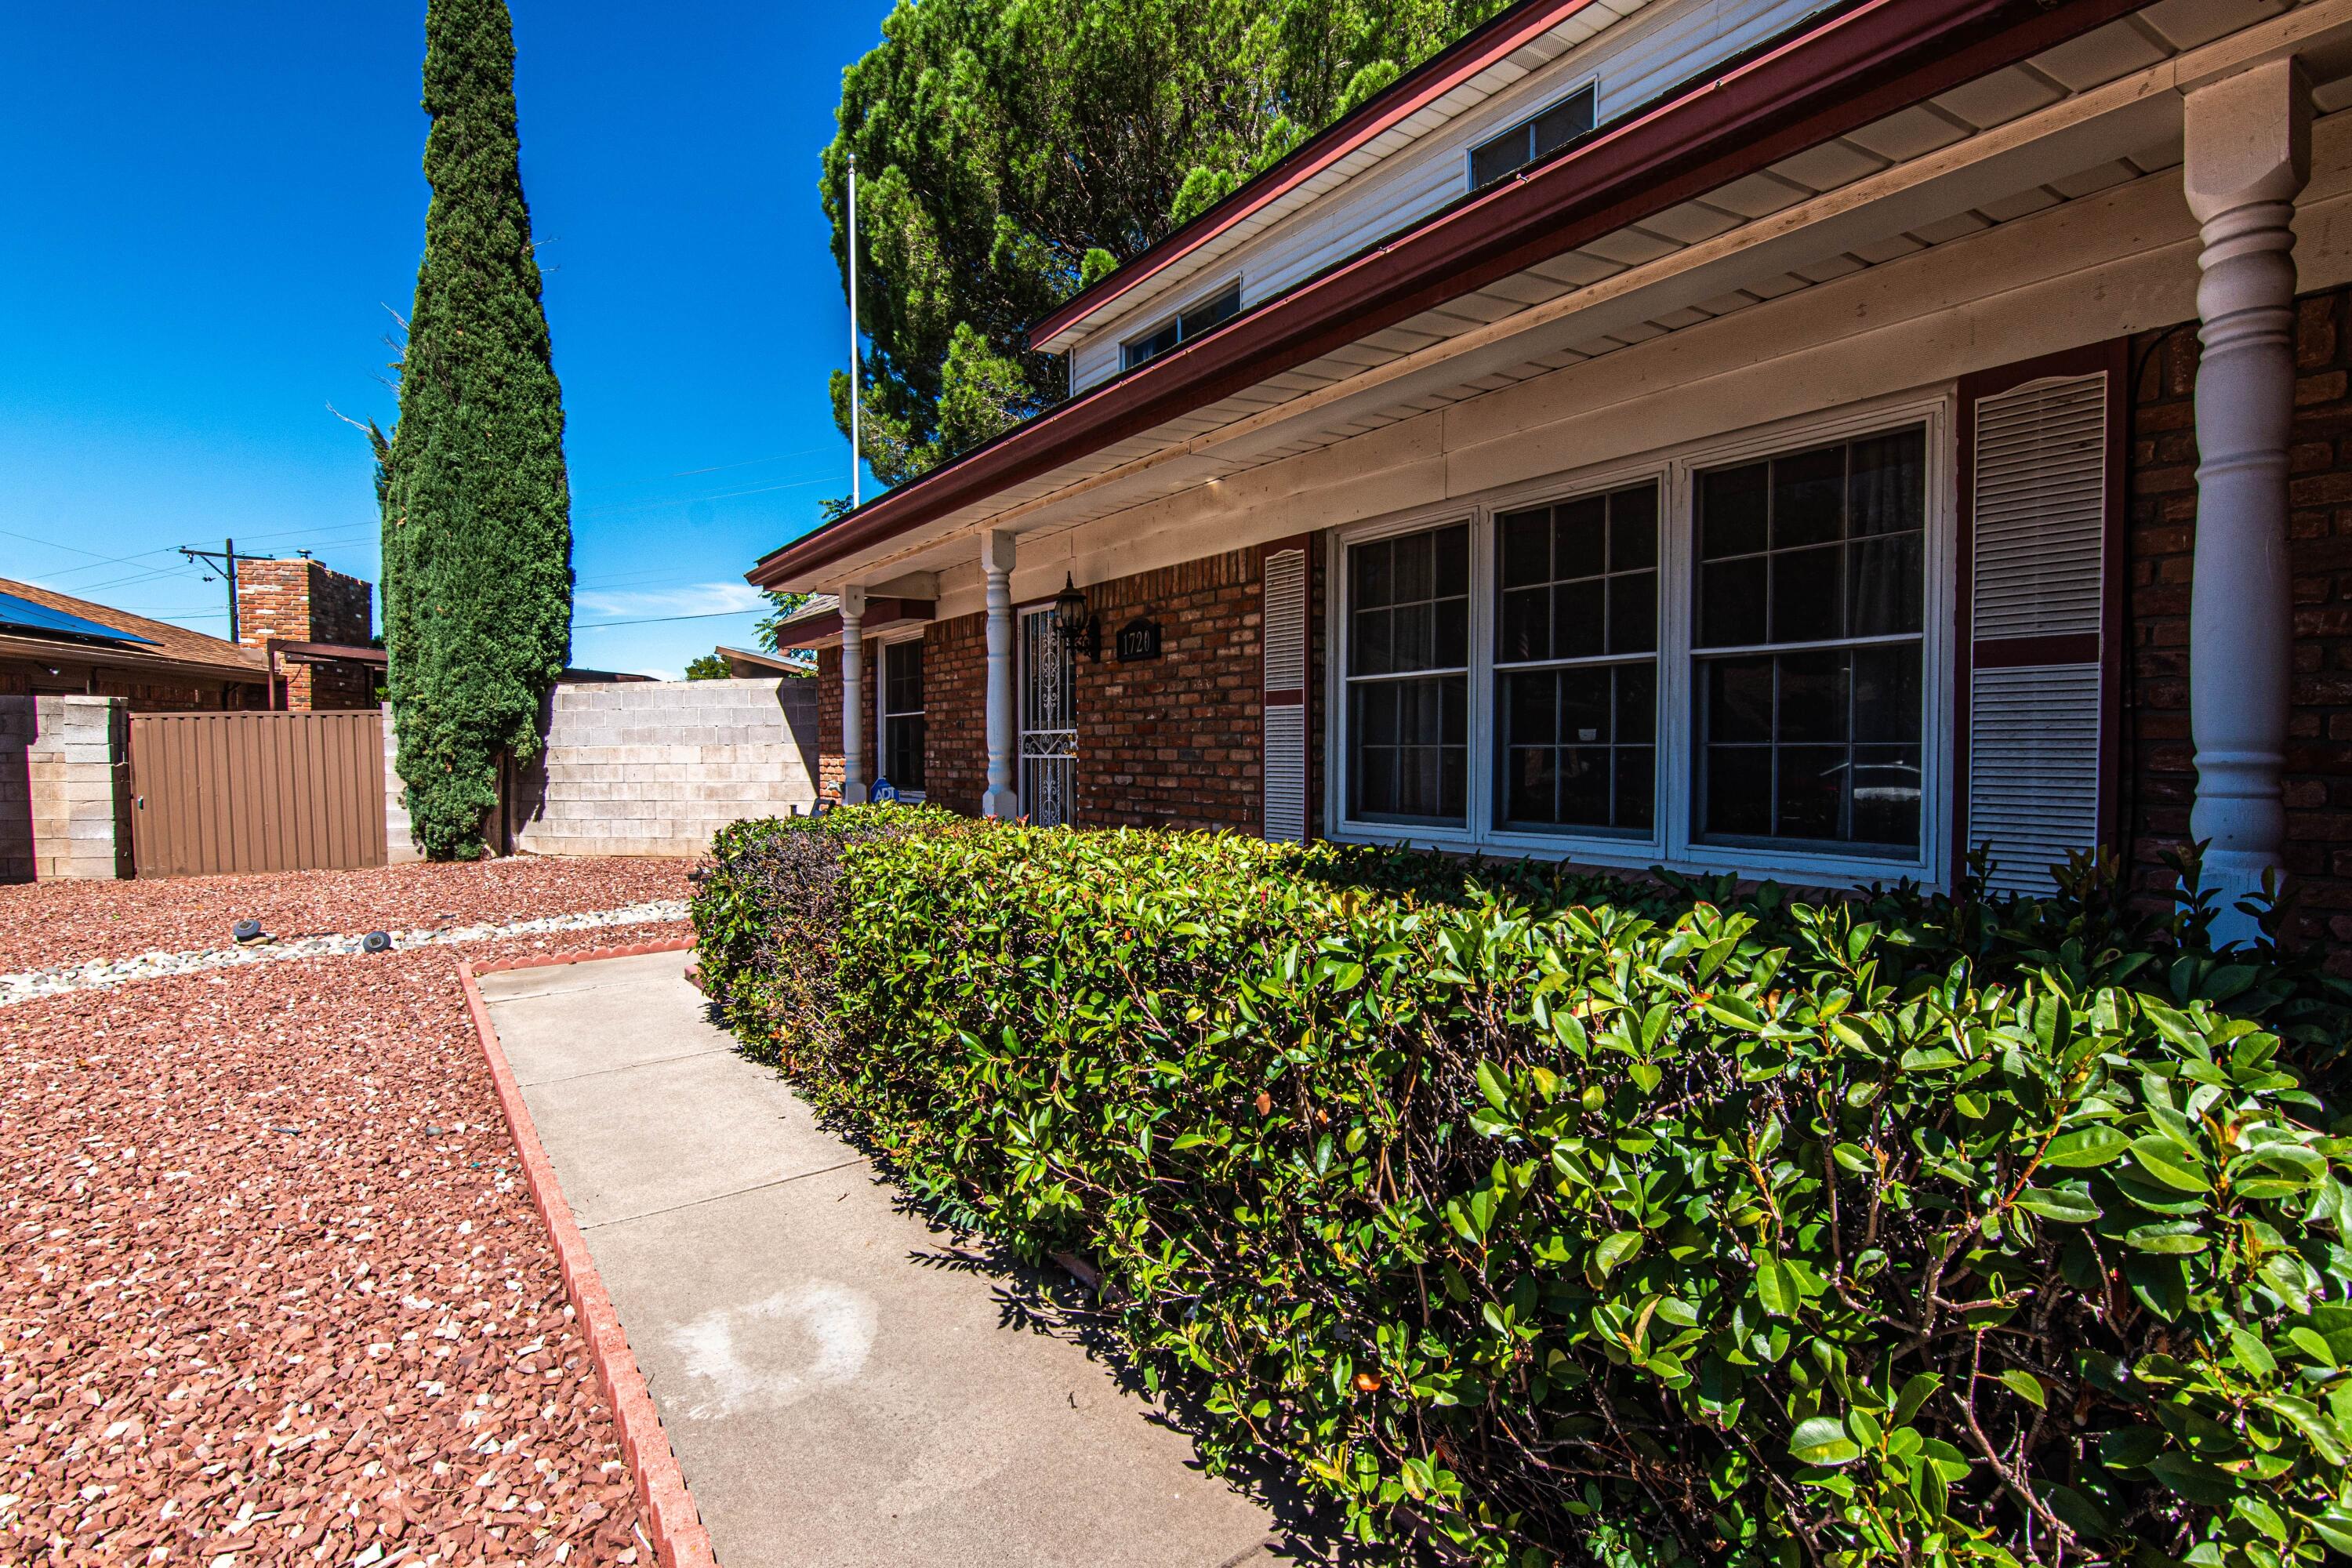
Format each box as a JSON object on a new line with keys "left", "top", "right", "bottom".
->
{"left": 0, "top": 695, "right": 131, "bottom": 881}
{"left": 512, "top": 678, "right": 820, "bottom": 858}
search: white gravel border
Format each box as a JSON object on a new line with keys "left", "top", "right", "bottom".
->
{"left": 0, "top": 898, "right": 691, "bottom": 1006}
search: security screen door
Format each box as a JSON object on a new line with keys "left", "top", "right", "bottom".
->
{"left": 1018, "top": 606, "right": 1077, "bottom": 826}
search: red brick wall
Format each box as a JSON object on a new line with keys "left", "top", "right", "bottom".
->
{"left": 235, "top": 558, "right": 376, "bottom": 710}
{"left": 1074, "top": 547, "right": 1265, "bottom": 833}
{"left": 922, "top": 614, "right": 986, "bottom": 816}
{"left": 2128, "top": 288, "right": 2352, "bottom": 965}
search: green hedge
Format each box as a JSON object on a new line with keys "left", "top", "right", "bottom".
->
{"left": 695, "top": 810, "right": 2352, "bottom": 1567}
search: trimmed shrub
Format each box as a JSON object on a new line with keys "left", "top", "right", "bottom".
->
{"left": 695, "top": 811, "right": 2352, "bottom": 1567}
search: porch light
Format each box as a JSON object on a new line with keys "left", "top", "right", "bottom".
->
{"left": 1054, "top": 573, "right": 1101, "bottom": 659}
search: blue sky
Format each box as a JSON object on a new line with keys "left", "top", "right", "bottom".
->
{"left": 0, "top": 0, "right": 890, "bottom": 678}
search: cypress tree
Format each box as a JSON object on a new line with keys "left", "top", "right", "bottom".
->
{"left": 383, "top": 0, "right": 572, "bottom": 859}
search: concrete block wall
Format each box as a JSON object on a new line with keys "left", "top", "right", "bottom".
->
{"left": 0, "top": 695, "right": 131, "bottom": 881}
{"left": 383, "top": 706, "right": 422, "bottom": 865}
{"left": 512, "top": 678, "right": 819, "bottom": 858}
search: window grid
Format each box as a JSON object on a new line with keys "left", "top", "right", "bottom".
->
{"left": 1123, "top": 281, "right": 1242, "bottom": 371}
{"left": 1327, "top": 403, "right": 1947, "bottom": 886}
{"left": 1345, "top": 523, "right": 1469, "bottom": 825}
{"left": 1469, "top": 85, "right": 1597, "bottom": 190}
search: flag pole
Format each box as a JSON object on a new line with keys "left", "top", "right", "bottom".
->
{"left": 847, "top": 151, "right": 862, "bottom": 510}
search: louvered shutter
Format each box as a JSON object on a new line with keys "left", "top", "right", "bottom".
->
{"left": 1262, "top": 546, "right": 1308, "bottom": 843}
{"left": 1959, "top": 347, "right": 2122, "bottom": 895}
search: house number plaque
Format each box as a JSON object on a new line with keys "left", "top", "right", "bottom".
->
{"left": 1116, "top": 618, "right": 1162, "bottom": 662}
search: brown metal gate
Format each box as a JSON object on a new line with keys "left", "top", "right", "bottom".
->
{"left": 129, "top": 710, "right": 387, "bottom": 877}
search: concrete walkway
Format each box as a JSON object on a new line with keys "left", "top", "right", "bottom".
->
{"left": 476, "top": 949, "right": 1296, "bottom": 1568}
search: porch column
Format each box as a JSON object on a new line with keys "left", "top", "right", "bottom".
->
{"left": 839, "top": 585, "right": 867, "bottom": 804}
{"left": 982, "top": 531, "right": 1019, "bottom": 818}
{"left": 2183, "top": 60, "right": 2309, "bottom": 942}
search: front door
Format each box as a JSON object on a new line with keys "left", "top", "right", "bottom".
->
{"left": 1018, "top": 606, "right": 1076, "bottom": 826}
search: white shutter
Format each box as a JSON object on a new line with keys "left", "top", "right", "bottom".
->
{"left": 1965, "top": 370, "right": 2111, "bottom": 895}
{"left": 1262, "top": 547, "right": 1308, "bottom": 843}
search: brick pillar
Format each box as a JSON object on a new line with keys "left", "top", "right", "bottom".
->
{"left": 235, "top": 559, "right": 377, "bottom": 710}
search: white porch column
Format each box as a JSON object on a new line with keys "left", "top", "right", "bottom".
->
{"left": 2183, "top": 60, "right": 2310, "bottom": 942}
{"left": 839, "top": 586, "right": 867, "bottom": 805}
{"left": 982, "top": 531, "right": 1019, "bottom": 818}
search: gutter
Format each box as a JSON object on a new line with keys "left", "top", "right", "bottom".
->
{"left": 750, "top": 0, "right": 2142, "bottom": 591}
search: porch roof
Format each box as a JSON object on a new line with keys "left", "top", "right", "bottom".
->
{"left": 751, "top": 0, "right": 2352, "bottom": 597}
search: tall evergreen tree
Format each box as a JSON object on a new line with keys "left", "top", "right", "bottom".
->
{"left": 382, "top": 0, "right": 572, "bottom": 859}
{"left": 825, "top": 0, "right": 1508, "bottom": 485}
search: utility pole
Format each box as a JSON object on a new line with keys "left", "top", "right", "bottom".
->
{"left": 178, "top": 538, "right": 272, "bottom": 642}
{"left": 848, "top": 150, "right": 862, "bottom": 510}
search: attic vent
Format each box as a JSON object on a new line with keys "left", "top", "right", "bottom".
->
{"left": 1262, "top": 546, "right": 1308, "bottom": 843}
{"left": 1964, "top": 369, "right": 2111, "bottom": 897}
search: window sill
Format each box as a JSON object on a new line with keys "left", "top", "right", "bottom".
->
{"left": 1330, "top": 820, "right": 1936, "bottom": 891}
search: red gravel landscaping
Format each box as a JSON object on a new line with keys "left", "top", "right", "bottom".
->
{"left": 0, "top": 856, "right": 692, "bottom": 974}
{"left": 1, "top": 875, "right": 691, "bottom": 1565}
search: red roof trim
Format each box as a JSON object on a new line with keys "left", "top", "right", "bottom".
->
{"left": 752, "top": 0, "right": 2140, "bottom": 590}
{"left": 1027, "top": 0, "right": 1612, "bottom": 350}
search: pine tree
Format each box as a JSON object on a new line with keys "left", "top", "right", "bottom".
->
{"left": 383, "top": 0, "right": 572, "bottom": 859}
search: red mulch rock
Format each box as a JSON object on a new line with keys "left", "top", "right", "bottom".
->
{"left": 0, "top": 858, "right": 693, "bottom": 973}
{"left": 0, "top": 911, "right": 688, "bottom": 1565}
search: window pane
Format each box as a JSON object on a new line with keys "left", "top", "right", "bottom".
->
{"left": 1617, "top": 661, "right": 1657, "bottom": 745}
{"left": 1530, "top": 90, "right": 1594, "bottom": 156}
{"left": 1704, "top": 746, "right": 1773, "bottom": 837}
{"left": 1506, "top": 747, "right": 1555, "bottom": 824}
{"left": 1178, "top": 284, "right": 1240, "bottom": 339}
{"left": 1361, "top": 682, "right": 1399, "bottom": 746}
{"left": 1777, "top": 650, "right": 1848, "bottom": 743}
{"left": 1504, "top": 670, "right": 1555, "bottom": 744}
{"left": 1700, "top": 463, "right": 1769, "bottom": 558}
{"left": 1559, "top": 666, "right": 1609, "bottom": 744}
{"left": 1393, "top": 532, "right": 1432, "bottom": 602}
{"left": 1351, "top": 675, "right": 1465, "bottom": 825}
{"left": 1500, "top": 509, "right": 1550, "bottom": 587}
{"left": 887, "top": 714, "right": 927, "bottom": 792}
{"left": 1852, "top": 744, "right": 1923, "bottom": 844}
{"left": 1615, "top": 746, "right": 1655, "bottom": 831}
{"left": 1607, "top": 571, "right": 1656, "bottom": 655}
{"left": 1352, "top": 607, "right": 1392, "bottom": 676}
{"left": 1852, "top": 644, "right": 1921, "bottom": 744}
{"left": 1470, "top": 135, "right": 1523, "bottom": 189}
{"left": 1776, "top": 746, "right": 1846, "bottom": 840}
{"left": 1847, "top": 533, "right": 1923, "bottom": 637}
{"left": 1553, "top": 579, "right": 1605, "bottom": 659}
{"left": 1499, "top": 587, "right": 1548, "bottom": 663}
{"left": 1554, "top": 497, "right": 1607, "bottom": 578}
{"left": 1356, "top": 539, "right": 1392, "bottom": 608}
{"left": 1432, "top": 524, "right": 1469, "bottom": 597}
{"left": 1698, "top": 557, "right": 1767, "bottom": 648}
{"left": 1559, "top": 748, "right": 1609, "bottom": 824}
{"left": 1771, "top": 543, "right": 1844, "bottom": 644}
{"left": 1610, "top": 487, "right": 1657, "bottom": 571}
{"left": 1771, "top": 445, "right": 1846, "bottom": 548}
{"left": 1848, "top": 428, "right": 1925, "bottom": 538}
{"left": 1705, "top": 657, "right": 1774, "bottom": 744}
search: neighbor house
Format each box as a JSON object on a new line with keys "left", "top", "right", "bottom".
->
{"left": 753, "top": 0, "right": 2352, "bottom": 952}
{"left": 0, "top": 577, "right": 270, "bottom": 710}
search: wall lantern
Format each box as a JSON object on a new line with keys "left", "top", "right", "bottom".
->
{"left": 1054, "top": 572, "right": 1101, "bottom": 659}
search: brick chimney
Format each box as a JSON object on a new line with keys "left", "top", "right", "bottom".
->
{"left": 235, "top": 558, "right": 376, "bottom": 710}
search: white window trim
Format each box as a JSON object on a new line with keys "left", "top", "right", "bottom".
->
{"left": 1120, "top": 278, "right": 1244, "bottom": 370}
{"left": 1323, "top": 390, "right": 1956, "bottom": 891}
{"left": 875, "top": 629, "right": 927, "bottom": 804}
{"left": 1465, "top": 78, "right": 1599, "bottom": 191}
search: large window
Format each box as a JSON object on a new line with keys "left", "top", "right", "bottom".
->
{"left": 880, "top": 639, "right": 925, "bottom": 795}
{"left": 1469, "top": 86, "right": 1596, "bottom": 190}
{"left": 1693, "top": 429, "right": 1925, "bottom": 853}
{"left": 1123, "top": 282, "right": 1242, "bottom": 371}
{"left": 1346, "top": 523, "right": 1468, "bottom": 824}
{"left": 1330, "top": 409, "right": 1944, "bottom": 882}
{"left": 1494, "top": 484, "right": 1657, "bottom": 833}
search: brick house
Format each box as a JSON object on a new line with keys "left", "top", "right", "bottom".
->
{"left": 0, "top": 577, "right": 268, "bottom": 710}
{"left": 757, "top": 0, "right": 2352, "bottom": 960}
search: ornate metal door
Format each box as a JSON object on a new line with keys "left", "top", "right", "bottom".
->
{"left": 1018, "top": 607, "right": 1076, "bottom": 826}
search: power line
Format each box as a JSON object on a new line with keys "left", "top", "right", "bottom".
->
{"left": 572, "top": 606, "right": 766, "bottom": 630}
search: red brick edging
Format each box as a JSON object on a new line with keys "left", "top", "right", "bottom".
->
{"left": 457, "top": 936, "right": 718, "bottom": 1568}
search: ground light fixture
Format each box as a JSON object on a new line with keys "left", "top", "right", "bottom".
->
{"left": 1054, "top": 572, "right": 1101, "bottom": 659}
{"left": 362, "top": 931, "right": 393, "bottom": 954}
{"left": 231, "top": 919, "right": 267, "bottom": 946}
